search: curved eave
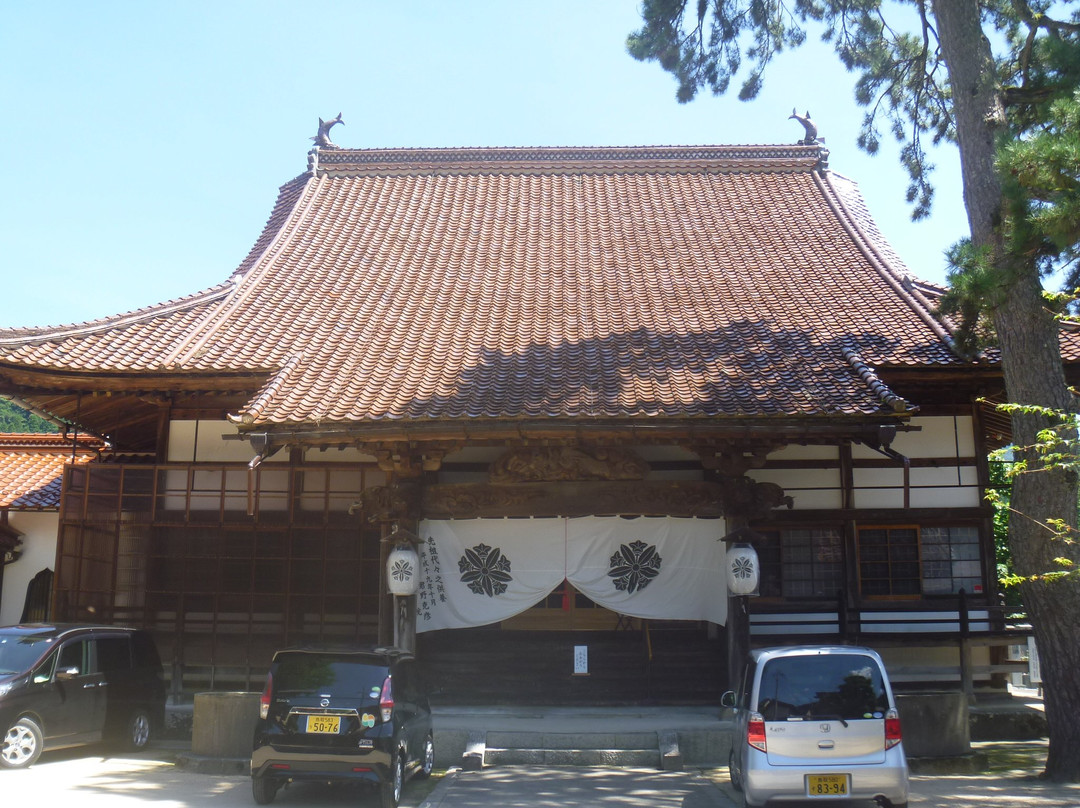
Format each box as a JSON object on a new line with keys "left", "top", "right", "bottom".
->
{"left": 816, "top": 171, "right": 960, "bottom": 358}
{"left": 234, "top": 411, "right": 915, "bottom": 454}
{"left": 0, "top": 362, "right": 274, "bottom": 395}
{"left": 0, "top": 283, "right": 233, "bottom": 346}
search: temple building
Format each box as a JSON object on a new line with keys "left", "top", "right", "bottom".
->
{"left": 2, "top": 128, "right": 1063, "bottom": 703}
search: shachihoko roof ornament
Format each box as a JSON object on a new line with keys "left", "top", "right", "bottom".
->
{"left": 789, "top": 109, "right": 819, "bottom": 145}
{"left": 311, "top": 113, "right": 344, "bottom": 149}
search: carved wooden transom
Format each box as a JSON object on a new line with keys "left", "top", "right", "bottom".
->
{"left": 489, "top": 446, "right": 650, "bottom": 484}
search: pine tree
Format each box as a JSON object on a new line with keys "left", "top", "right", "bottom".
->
{"left": 629, "top": 0, "right": 1080, "bottom": 780}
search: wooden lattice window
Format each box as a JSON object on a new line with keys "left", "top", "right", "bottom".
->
{"left": 756, "top": 528, "right": 843, "bottom": 600}
{"left": 857, "top": 526, "right": 920, "bottom": 597}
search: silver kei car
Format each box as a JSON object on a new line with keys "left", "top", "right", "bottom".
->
{"left": 722, "top": 645, "right": 909, "bottom": 808}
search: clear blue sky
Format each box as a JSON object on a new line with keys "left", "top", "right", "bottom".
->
{"left": 0, "top": 1, "right": 966, "bottom": 329}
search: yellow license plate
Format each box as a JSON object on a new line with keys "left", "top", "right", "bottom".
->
{"left": 806, "top": 774, "right": 849, "bottom": 797}
{"left": 305, "top": 715, "right": 341, "bottom": 734}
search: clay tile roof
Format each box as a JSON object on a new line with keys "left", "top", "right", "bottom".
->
{"left": 0, "top": 143, "right": 970, "bottom": 427}
{"left": 0, "top": 433, "right": 105, "bottom": 509}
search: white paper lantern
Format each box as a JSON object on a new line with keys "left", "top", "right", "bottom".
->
{"left": 386, "top": 542, "right": 420, "bottom": 596}
{"left": 726, "top": 542, "right": 760, "bottom": 596}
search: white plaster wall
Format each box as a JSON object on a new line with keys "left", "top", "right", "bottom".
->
{"left": 304, "top": 447, "right": 378, "bottom": 463}
{"left": 853, "top": 463, "right": 981, "bottom": 509}
{"left": 1, "top": 511, "right": 58, "bottom": 625}
{"left": 852, "top": 467, "right": 906, "bottom": 509}
{"left": 296, "top": 467, "right": 386, "bottom": 511}
{"left": 750, "top": 468, "right": 844, "bottom": 510}
{"left": 766, "top": 444, "right": 839, "bottom": 461}
{"left": 167, "top": 420, "right": 289, "bottom": 463}
{"left": 852, "top": 416, "right": 976, "bottom": 460}
{"left": 909, "top": 466, "right": 981, "bottom": 508}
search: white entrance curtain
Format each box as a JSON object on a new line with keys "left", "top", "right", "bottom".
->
{"left": 416, "top": 516, "right": 728, "bottom": 632}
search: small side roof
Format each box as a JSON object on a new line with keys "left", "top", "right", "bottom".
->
{"left": 0, "top": 433, "right": 105, "bottom": 510}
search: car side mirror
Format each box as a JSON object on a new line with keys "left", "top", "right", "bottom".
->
{"left": 721, "top": 690, "right": 736, "bottom": 708}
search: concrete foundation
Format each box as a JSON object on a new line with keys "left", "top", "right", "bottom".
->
{"left": 191, "top": 691, "right": 260, "bottom": 759}
{"left": 896, "top": 692, "right": 970, "bottom": 757}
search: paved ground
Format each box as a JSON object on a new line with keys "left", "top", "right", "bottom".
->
{"left": 3, "top": 740, "right": 1079, "bottom": 808}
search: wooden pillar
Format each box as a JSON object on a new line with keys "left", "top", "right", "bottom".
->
{"left": 959, "top": 588, "right": 975, "bottom": 702}
{"left": 394, "top": 595, "right": 416, "bottom": 652}
{"left": 727, "top": 593, "right": 750, "bottom": 692}
{"left": 377, "top": 521, "right": 393, "bottom": 646}
{"left": 154, "top": 397, "right": 172, "bottom": 464}
{"left": 725, "top": 516, "right": 751, "bottom": 693}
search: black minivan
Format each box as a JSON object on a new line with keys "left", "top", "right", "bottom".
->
{"left": 0, "top": 624, "right": 167, "bottom": 768}
{"left": 251, "top": 646, "right": 434, "bottom": 807}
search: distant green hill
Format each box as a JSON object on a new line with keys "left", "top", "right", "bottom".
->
{"left": 0, "top": 398, "right": 59, "bottom": 433}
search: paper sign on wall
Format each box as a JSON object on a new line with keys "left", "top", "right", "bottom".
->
{"left": 573, "top": 645, "right": 588, "bottom": 676}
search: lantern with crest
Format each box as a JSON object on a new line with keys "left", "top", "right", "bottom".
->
{"left": 725, "top": 542, "right": 760, "bottom": 597}
{"left": 385, "top": 526, "right": 421, "bottom": 597}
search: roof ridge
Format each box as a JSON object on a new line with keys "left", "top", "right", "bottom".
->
{"left": 0, "top": 285, "right": 233, "bottom": 347}
{"left": 814, "top": 171, "right": 959, "bottom": 354}
{"left": 316, "top": 143, "right": 826, "bottom": 161}
{"left": 161, "top": 175, "right": 321, "bottom": 368}
{"left": 0, "top": 433, "right": 106, "bottom": 450}
{"left": 228, "top": 174, "right": 312, "bottom": 281}
{"left": 231, "top": 354, "right": 305, "bottom": 426}
{"left": 841, "top": 344, "right": 915, "bottom": 413}
{"left": 312, "top": 143, "right": 828, "bottom": 178}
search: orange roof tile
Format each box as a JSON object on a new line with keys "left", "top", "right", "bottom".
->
{"left": 0, "top": 434, "right": 105, "bottom": 509}
{"left": 0, "top": 143, "right": 975, "bottom": 427}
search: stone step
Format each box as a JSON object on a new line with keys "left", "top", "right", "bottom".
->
{"left": 486, "top": 730, "right": 658, "bottom": 750}
{"left": 485, "top": 746, "right": 661, "bottom": 767}
{"left": 463, "top": 729, "right": 683, "bottom": 771}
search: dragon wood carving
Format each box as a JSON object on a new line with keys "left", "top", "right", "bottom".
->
{"left": 489, "top": 446, "right": 650, "bottom": 484}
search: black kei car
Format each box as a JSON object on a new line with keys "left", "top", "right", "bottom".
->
{"left": 0, "top": 623, "right": 167, "bottom": 768}
{"left": 251, "top": 646, "right": 434, "bottom": 807}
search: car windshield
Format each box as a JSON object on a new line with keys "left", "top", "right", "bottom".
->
{"left": 757, "top": 653, "right": 889, "bottom": 721}
{"left": 0, "top": 633, "right": 55, "bottom": 676}
{"left": 272, "top": 653, "right": 387, "bottom": 697}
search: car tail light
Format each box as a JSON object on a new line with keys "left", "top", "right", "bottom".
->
{"left": 259, "top": 672, "right": 273, "bottom": 720}
{"left": 747, "top": 712, "right": 767, "bottom": 752}
{"left": 885, "top": 708, "right": 902, "bottom": 749}
{"left": 379, "top": 676, "right": 394, "bottom": 723}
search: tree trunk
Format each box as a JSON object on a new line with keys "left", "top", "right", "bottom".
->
{"left": 933, "top": 0, "right": 1080, "bottom": 781}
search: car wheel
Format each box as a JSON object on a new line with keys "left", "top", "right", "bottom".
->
{"left": 416, "top": 734, "right": 435, "bottom": 779}
{"left": 252, "top": 775, "right": 280, "bottom": 805}
{"left": 728, "top": 748, "right": 742, "bottom": 791}
{"left": 1, "top": 717, "right": 43, "bottom": 769}
{"left": 125, "top": 708, "right": 153, "bottom": 750}
{"left": 379, "top": 752, "right": 404, "bottom": 808}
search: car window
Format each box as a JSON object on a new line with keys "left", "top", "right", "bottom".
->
{"left": 58, "top": 640, "right": 91, "bottom": 675}
{"left": 737, "top": 660, "right": 756, "bottom": 710}
{"left": 97, "top": 637, "right": 132, "bottom": 673}
{"left": 132, "top": 632, "right": 163, "bottom": 670}
{"left": 272, "top": 653, "right": 387, "bottom": 696}
{"left": 0, "top": 633, "right": 56, "bottom": 675}
{"left": 756, "top": 653, "right": 888, "bottom": 721}
{"left": 31, "top": 649, "right": 58, "bottom": 683}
